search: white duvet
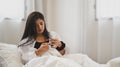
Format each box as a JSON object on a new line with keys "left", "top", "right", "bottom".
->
{"left": 23, "top": 45, "right": 108, "bottom": 67}
{"left": 24, "top": 54, "right": 108, "bottom": 67}
{"left": 1, "top": 43, "right": 120, "bottom": 67}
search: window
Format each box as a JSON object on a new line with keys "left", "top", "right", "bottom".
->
{"left": 96, "top": 0, "right": 120, "bottom": 19}
{"left": 0, "top": 0, "right": 25, "bottom": 21}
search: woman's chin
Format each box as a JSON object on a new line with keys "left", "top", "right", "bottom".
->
{"left": 37, "top": 31, "right": 43, "bottom": 34}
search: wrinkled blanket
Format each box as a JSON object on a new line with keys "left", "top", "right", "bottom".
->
{"left": 24, "top": 54, "right": 108, "bottom": 67}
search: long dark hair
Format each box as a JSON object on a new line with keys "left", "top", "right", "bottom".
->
{"left": 18, "top": 11, "right": 49, "bottom": 47}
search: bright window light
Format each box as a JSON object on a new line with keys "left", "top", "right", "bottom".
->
{"left": 0, "top": 0, "right": 25, "bottom": 20}
{"left": 96, "top": 0, "right": 120, "bottom": 19}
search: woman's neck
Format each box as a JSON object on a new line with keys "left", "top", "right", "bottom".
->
{"left": 36, "top": 34, "right": 46, "bottom": 42}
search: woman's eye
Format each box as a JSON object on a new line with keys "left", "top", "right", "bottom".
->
{"left": 40, "top": 23, "right": 42, "bottom": 25}
{"left": 40, "top": 22, "right": 43, "bottom": 25}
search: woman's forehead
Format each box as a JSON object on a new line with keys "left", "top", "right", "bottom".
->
{"left": 36, "top": 18, "right": 44, "bottom": 24}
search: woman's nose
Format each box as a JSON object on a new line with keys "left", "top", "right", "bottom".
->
{"left": 38, "top": 24, "right": 41, "bottom": 29}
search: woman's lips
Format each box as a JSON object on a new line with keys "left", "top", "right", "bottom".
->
{"left": 38, "top": 30, "right": 41, "bottom": 32}
{"left": 38, "top": 29, "right": 43, "bottom": 33}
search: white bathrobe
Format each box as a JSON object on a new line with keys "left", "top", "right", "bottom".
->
{"left": 18, "top": 31, "right": 63, "bottom": 64}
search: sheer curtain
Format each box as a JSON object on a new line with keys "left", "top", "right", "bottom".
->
{"left": 0, "top": 0, "right": 35, "bottom": 44}
{"left": 97, "top": 18, "right": 120, "bottom": 63}
{"left": 85, "top": 0, "right": 120, "bottom": 63}
{"left": 0, "top": 0, "right": 24, "bottom": 21}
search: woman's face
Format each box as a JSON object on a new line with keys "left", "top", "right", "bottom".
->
{"left": 35, "top": 18, "right": 45, "bottom": 34}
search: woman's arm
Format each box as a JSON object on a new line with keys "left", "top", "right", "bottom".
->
{"left": 50, "top": 39, "right": 66, "bottom": 55}
{"left": 59, "top": 49, "right": 65, "bottom": 55}
{"left": 49, "top": 31, "right": 66, "bottom": 55}
{"left": 35, "top": 43, "right": 49, "bottom": 56}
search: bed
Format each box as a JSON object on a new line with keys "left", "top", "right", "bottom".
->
{"left": 0, "top": 43, "right": 120, "bottom": 67}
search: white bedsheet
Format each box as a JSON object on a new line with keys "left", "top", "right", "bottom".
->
{"left": 1, "top": 43, "right": 120, "bottom": 67}
{"left": 24, "top": 54, "right": 109, "bottom": 67}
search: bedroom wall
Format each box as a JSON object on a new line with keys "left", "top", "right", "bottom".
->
{"left": 44, "top": 0, "right": 82, "bottom": 54}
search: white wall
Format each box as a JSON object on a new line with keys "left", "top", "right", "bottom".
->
{"left": 84, "top": 0, "right": 98, "bottom": 62}
{"left": 34, "top": 0, "right": 43, "bottom": 14}
{"left": 45, "top": 0, "right": 83, "bottom": 53}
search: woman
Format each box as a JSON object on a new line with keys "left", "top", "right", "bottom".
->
{"left": 18, "top": 11, "right": 66, "bottom": 65}
{"left": 18, "top": 12, "right": 102, "bottom": 67}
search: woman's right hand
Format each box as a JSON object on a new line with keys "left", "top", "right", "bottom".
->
{"left": 35, "top": 43, "right": 49, "bottom": 56}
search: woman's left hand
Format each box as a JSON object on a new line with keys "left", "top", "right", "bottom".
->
{"left": 49, "top": 39, "right": 62, "bottom": 48}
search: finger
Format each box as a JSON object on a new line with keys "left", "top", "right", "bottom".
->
{"left": 51, "top": 45, "right": 57, "bottom": 48}
{"left": 51, "top": 41, "right": 60, "bottom": 45}
{"left": 43, "top": 44, "right": 49, "bottom": 47}
{"left": 50, "top": 40, "right": 58, "bottom": 43}
{"left": 42, "top": 43, "right": 49, "bottom": 45}
{"left": 50, "top": 39, "right": 58, "bottom": 41}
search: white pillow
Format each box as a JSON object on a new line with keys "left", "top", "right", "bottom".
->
{"left": 0, "top": 43, "right": 23, "bottom": 67}
{"left": 107, "top": 57, "right": 120, "bottom": 67}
